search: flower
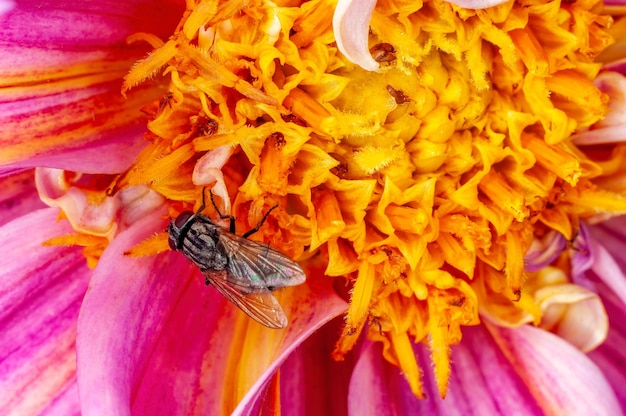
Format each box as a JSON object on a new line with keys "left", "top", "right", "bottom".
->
{"left": 3, "top": 0, "right": 626, "bottom": 415}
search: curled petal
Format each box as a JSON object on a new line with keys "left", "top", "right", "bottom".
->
{"left": 192, "top": 145, "right": 234, "bottom": 214}
{"left": 571, "top": 72, "right": 626, "bottom": 145}
{"left": 535, "top": 282, "right": 608, "bottom": 352}
{"left": 116, "top": 185, "right": 167, "bottom": 228}
{"left": 35, "top": 168, "right": 165, "bottom": 239}
{"left": 524, "top": 230, "right": 567, "bottom": 272}
{"left": 0, "top": 208, "right": 90, "bottom": 415}
{"left": 333, "top": 0, "right": 380, "bottom": 71}
{"left": 36, "top": 168, "right": 120, "bottom": 239}
{"left": 487, "top": 323, "right": 622, "bottom": 416}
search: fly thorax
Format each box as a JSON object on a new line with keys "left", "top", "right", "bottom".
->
{"left": 183, "top": 222, "right": 229, "bottom": 271}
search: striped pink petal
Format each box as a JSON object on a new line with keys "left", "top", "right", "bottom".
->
{"left": 577, "top": 218, "right": 626, "bottom": 308}
{"left": 0, "top": 170, "right": 45, "bottom": 226}
{"left": 349, "top": 326, "right": 542, "bottom": 415}
{"left": 0, "top": 0, "right": 183, "bottom": 175}
{"left": 488, "top": 323, "right": 622, "bottom": 415}
{"left": 0, "top": 208, "right": 90, "bottom": 415}
{"left": 588, "top": 277, "right": 626, "bottom": 410}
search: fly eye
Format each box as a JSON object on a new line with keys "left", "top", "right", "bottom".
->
{"left": 167, "top": 234, "right": 179, "bottom": 251}
{"left": 173, "top": 211, "right": 194, "bottom": 229}
{"left": 168, "top": 211, "right": 195, "bottom": 251}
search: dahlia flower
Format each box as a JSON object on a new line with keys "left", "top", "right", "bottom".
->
{"left": 2, "top": 0, "right": 626, "bottom": 415}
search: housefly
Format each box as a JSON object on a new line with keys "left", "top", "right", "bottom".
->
{"left": 168, "top": 191, "right": 306, "bottom": 329}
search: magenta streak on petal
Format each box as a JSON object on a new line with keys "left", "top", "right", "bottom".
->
{"left": 0, "top": 0, "right": 185, "bottom": 175}
{"left": 445, "top": 328, "right": 542, "bottom": 414}
{"left": 333, "top": 0, "right": 380, "bottom": 71}
{"left": 603, "top": 0, "right": 626, "bottom": 5}
{"left": 42, "top": 382, "right": 81, "bottom": 416}
{"left": 0, "top": 208, "right": 89, "bottom": 415}
{"left": 588, "top": 278, "right": 626, "bottom": 412}
{"left": 280, "top": 317, "right": 356, "bottom": 416}
{"left": 445, "top": 0, "right": 511, "bottom": 9}
{"left": 487, "top": 323, "right": 622, "bottom": 416}
{"left": 0, "top": 0, "right": 183, "bottom": 61}
{"left": 348, "top": 326, "right": 542, "bottom": 416}
{"left": 603, "top": 58, "right": 626, "bottom": 74}
{"left": 0, "top": 124, "right": 149, "bottom": 176}
{"left": 233, "top": 278, "right": 349, "bottom": 416}
{"left": 129, "top": 263, "right": 242, "bottom": 416}
{"left": 0, "top": 77, "right": 157, "bottom": 175}
{"left": 0, "top": 170, "right": 45, "bottom": 226}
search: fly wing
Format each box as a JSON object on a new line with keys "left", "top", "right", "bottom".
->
{"left": 205, "top": 270, "right": 288, "bottom": 329}
{"left": 218, "top": 231, "right": 306, "bottom": 292}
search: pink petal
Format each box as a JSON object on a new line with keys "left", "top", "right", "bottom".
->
{"left": 76, "top": 212, "right": 183, "bottom": 415}
{"left": 585, "top": 217, "right": 626, "bottom": 307}
{"left": 588, "top": 277, "right": 626, "bottom": 410}
{"left": 0, "top": 0, "right": 184, "bottom": 174}
{"left": 76, "top": 208, "right": 344, "bottom": 415}
{"left": 572, "top": 72, "right": 626, "bottom": 145}
{"left": 0, "top": 170, "right": 45, "bottom": 227}
{"left": 278, "top": 317, "right": 355, "bottom": 415}
{"left": 0, "top": 0, "right": 182, "bottom": 77}
{"left": 0, "top": 208, "right": 90, "bottom": 415}
{"left": 445, "top": 0, "right": 511, "bottom": 9}
{"left": 0, "top": 79, "right": 156, "bottom": 175}
{"left": 0, "top": 1, "right": 15, "bottom": 16}
{"left": 349, "top": 326, "right": 542, "bottom": 415}
{"left": 235, "top": 294, "right": 349, "bottom": 415}
{"left": 332, "top": 0, "right": 380, "bottom": 71}
{"left": 488, "top": 323, "right": 622, "bottom": 415}
{"left": 524, "top": 231, "right": 567, "bottom": 271}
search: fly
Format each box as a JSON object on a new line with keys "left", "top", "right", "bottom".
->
{"left": 168, "top": 190, "right": 306, "bottom": 329}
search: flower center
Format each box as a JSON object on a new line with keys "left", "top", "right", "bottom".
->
{"left": 114, "top": 0, "right": 624, "bottom": 399}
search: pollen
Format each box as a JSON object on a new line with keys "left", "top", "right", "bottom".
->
{"left": 117, "top": 0, "right": 625, "bottom": 399}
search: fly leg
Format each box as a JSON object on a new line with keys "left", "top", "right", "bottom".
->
{"left": 207, "top": 188, "right": 236, "bottom": 233}
{"left": 243, "top": 204, "right": 279, "bottom": 238}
